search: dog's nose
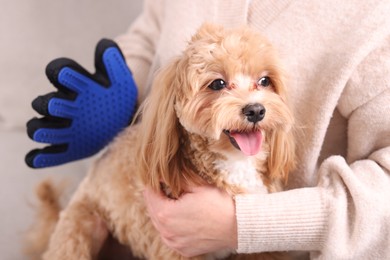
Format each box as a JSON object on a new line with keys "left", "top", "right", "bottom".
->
{"left": 242, "top": 103, "right": 266, "bottom": 123}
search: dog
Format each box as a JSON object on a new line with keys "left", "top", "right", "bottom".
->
{"left": 27, "top": 23, "right": 295, "bottom": 260}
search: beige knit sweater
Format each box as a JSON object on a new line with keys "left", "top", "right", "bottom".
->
{"left": 116, "top": 0, "right": 390, "bottom": 259}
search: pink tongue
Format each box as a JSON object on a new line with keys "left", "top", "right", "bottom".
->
{"left": 230, "top": 131, "right": 262, "bottom": 156}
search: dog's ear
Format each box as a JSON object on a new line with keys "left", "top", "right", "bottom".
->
{"left": 267, "top": 70, "right": 296, "bottom": 183}
{"left": 137, "top": 58, "right": 190, "bottom": 198}
{"left": 267, "top": 128, "right": 296, "bottom": 183}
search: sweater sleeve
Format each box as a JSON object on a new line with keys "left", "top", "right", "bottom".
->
{"left": 235, "top": 37, "right": 390, "bottom": 258}
{"left": 114, "top": 0, "right": 165, "bottom": 103}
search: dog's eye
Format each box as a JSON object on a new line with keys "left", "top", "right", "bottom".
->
{"left": 208, "top": 79, "right": 227, "bottom": 91}
{"left": 258, "top": 76, "right": 271, "bottom": 87}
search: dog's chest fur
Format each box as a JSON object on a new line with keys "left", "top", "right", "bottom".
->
{"left": 214, "top": 153, "right": 269, "bottom": 194}
{"left": 185, "top": 133, "right": 270, "bottom": 194}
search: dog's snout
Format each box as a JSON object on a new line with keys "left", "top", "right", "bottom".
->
{"left": 243, "top": 103, "right": 266, "bottom": 123}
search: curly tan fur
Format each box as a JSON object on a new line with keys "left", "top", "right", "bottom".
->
{"left": 28, "top": 23, "right": 296, "bottom": 260}
{"left": 23, "top": 179, "right": 63, "bottom": 259}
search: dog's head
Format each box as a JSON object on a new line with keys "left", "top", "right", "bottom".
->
{"left": 138, "top": 23, "right": 295, "bottom": 197}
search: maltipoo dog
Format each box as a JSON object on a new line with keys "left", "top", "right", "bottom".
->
{"left": 28, "top": 23, "right": 295, "bottom": 260}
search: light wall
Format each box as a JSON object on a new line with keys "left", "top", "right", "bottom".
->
{"left": 0, "top": 0, "right": 143, "bottom": 129}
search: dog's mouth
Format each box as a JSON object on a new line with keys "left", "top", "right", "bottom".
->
{"left": 223, "top": 130, "right": 263, "bottom": 156}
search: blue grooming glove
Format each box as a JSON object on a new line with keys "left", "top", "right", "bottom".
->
{"left": 26, "top": 39, "right": 138, "bottom": 168}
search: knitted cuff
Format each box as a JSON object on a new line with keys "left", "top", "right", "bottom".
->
{"left": 235, "top": 187, "right": 329, "bottom": 253}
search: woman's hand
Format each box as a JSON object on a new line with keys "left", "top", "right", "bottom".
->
{"left": 143, "top": 185, "right": 237, "bottom": 257}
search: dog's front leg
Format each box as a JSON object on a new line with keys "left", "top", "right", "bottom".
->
{"left": 42, "top": 194, "right": 107, "bottom": 260}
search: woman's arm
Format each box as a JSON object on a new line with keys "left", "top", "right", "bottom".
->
{"left": 231, "top": 37, "right": 390, "bottom": 257}
{"left": 115, "top": 0, "right": 165, "bottom": 103}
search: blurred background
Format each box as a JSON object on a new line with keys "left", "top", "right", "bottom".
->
{"left": 0, "top": 1, "right": 143, "bottom": 259}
